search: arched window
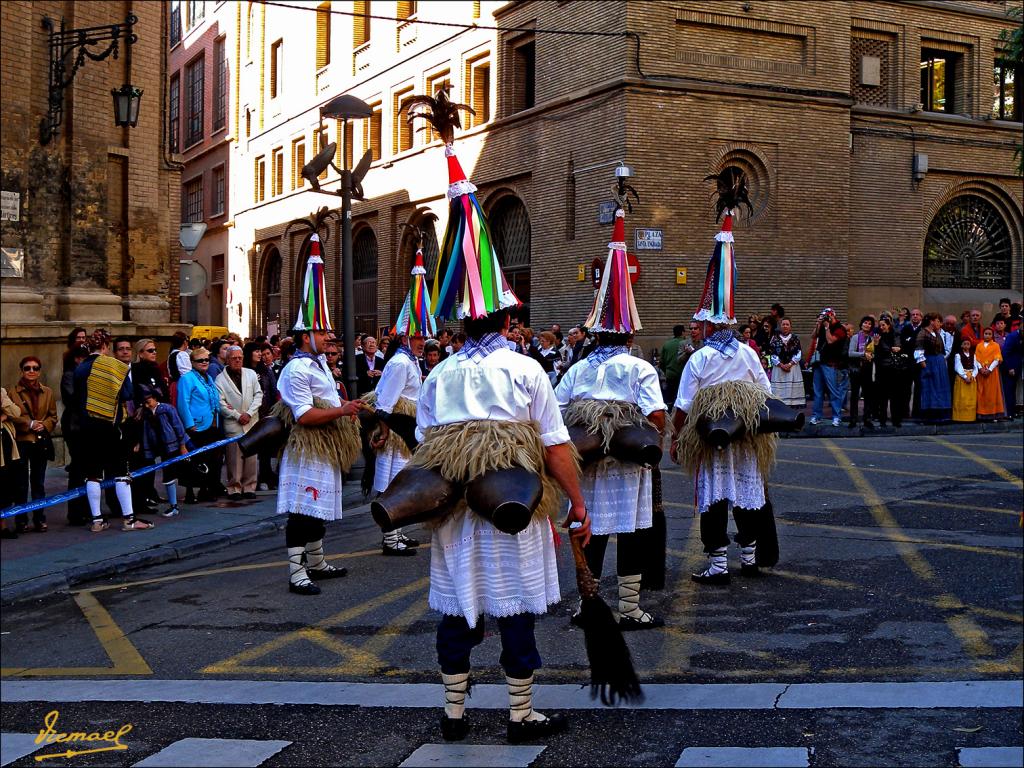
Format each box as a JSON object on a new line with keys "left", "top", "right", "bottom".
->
{"left": 262, "top": 246, "right": 282, "bottom": 335}
{"left": 399, "top": 214, "right": 440, "bottom": 290}
{"left": 489, "top": 195, "right": 531, "bottom": 323}
{"left": 923, "top": 195, "right": 1013, "bottom": 289}
{"left": 353, "top": 227, "right": 378, "bottom": 333}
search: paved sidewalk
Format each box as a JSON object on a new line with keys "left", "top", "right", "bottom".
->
{"left": 1, "top": 418, "right": 1019, "bottom": 605}
{"left": 0, "top": 464, "right": 370, "bottom": 605}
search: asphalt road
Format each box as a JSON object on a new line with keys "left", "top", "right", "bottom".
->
{"left": 2, "top": 433, "right": 1021, "bottom": 767}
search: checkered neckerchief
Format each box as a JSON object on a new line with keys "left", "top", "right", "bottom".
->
{"left": 586, "top": 345, "right": 628, "bottom": 367}
{"left": 458, "top": 332, "right": 509, "bottom": 363}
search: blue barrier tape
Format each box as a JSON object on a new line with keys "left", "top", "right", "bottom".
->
{"left": 0, "top": 434, "right": 245, "bottom": 520}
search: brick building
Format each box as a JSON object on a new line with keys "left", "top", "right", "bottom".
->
{"left": 169, "top": 0, "right": 236, "bottom": 328}
{"left": 0, "top": 0, "right": 183, "bottom": 389}
{"left": 224, "top": 0, "right": 1021, "bottom": 349}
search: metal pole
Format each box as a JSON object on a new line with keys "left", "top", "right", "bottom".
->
{"left": 341, "top": 120, "right": 358, "bottom": 399}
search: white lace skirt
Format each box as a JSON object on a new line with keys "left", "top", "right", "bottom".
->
{"left": 429, "top": 512, "right": 561, "bottom": 628}
{"left": 276, "top": 450, "right": 345, "bottom": 521}
{"left": 770, "top": 365, "right": 806, "bottom": 406}
{"left": 373, "top": 445, "right": 409, "bottom": 494}
{"left": 581, "top": 458, "right": 652, "bottom": 535}
{"left": 696, "top": 445, "right": 765, "bottom": 515}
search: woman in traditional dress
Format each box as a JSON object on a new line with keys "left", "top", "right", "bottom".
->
{"left": 952, "top": 339, "right": 979, "bottom": 423}
{"left": 768, "top": 318, "right": 805, "bottom": 407}
{"left": 974, "top": 327, "right": 1005, "bottom": 421}
{"left": 914, "top": 312, "right": 951, "bottom": 423}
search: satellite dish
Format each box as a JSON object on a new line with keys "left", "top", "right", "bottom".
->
{"left": 180, "top": 260, "right": 208, "bottom": 297}
{"left": 302, "top": 141, "right": 338, "bottom": 192}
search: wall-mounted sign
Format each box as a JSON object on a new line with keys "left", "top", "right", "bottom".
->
{"left": 635, "top": 228, "right": 662, "bottom": 251}
{"left": 577, "top": 264, "right": 586, "bottom": 281}
{"left": 627, "top": 253, "right": 640, "bottom": 285}
{"left": 1, "top": 247, "right": 25, "bottom": 278}
{"left": 1, "top": 191, "right": 20, "bottom": 222}
{"left": 598, "top": 201, "right": 616, "bottom": 225}
{"left": 592, "top": 257, "right": 603, "bottom": 288}
{"left": 676, "top": 267, "right": 688, "bottom": 285}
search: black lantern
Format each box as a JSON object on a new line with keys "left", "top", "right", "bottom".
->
{"left": 111, "top": 84, "right": 143, "bottom": 128}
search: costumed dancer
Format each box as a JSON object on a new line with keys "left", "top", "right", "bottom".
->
{"left": 914, "top": 312, "right": 951, "bottom": 423}
{"left": 275, "top": 234, "right": 365, "bottom": 595}
{"left": 370, "top": 240, "right": 436, "bottom": 556}
{"left": 670, "top": 169, "right": 775, "bottom": 585}
{"left": 406, "top": 86, "right": 590, "bottom": 743}
{"left": 555, "top": 206, "right": 667, "bottom": 630}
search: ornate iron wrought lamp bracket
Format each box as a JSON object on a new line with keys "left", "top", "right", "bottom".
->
{"left": 40, "top": 13, "right": 138, "bottom": 144}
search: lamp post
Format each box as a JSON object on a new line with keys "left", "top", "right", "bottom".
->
{"left": 40, "top": 14, "right": 142, "bottom": 144}
{"left": 300, "top": 94, "right": 374, "bottom": 397}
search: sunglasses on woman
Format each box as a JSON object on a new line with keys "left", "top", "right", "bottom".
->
{"left": 22, "top": 365, "right": 40, "bottom": 372}
{"left": 144, "top": 348, "right": 157, "bottom": 354}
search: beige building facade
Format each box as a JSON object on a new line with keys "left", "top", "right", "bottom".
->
{"left": 227, "top": 0, "right": 1022, "bottom": 350}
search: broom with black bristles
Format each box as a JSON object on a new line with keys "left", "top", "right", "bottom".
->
{"left": 569, "top": 528, "right": 644, "bottom": 706}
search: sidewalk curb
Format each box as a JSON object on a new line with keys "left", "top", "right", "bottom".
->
{"left": 782, "top": 420, "right": 1023, "bottom": 439}
{"left": 0, "top": 515, "right": 290, "bottom": 606}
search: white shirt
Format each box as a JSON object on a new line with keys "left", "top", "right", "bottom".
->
{"left": 416, "top": 346, "right": 569, "bottom": 446}
{"left": 174, "top": 349, "right": 193, "bottom": 375}
{"left": 675, "top": 343, "right": 771, "bottom": 413}
{"left": 941, "top": 329, "right": 954, "bottom": 357}
{"left": 374, "top": 352, "right": 421, "bottom": 412}
{"left": 554, "top": 352, "right": 666, "bottom": 415}
{"left": 277, "top": 355, "right": 341, "bottom": 420}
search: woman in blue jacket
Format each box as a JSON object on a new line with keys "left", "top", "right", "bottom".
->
{"left": 175, "top": 349, "right": 223, "bottom": 502}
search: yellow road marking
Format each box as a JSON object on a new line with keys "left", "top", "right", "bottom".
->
{"left": 934, "top": 439, "right": 1024, "bottom": 450}
{"left": 202, "top": 577, "right": 429, "bottom": 675}
{"left": 824, "top": 440, "right": 995, "bottom": 659}
{"left": 1, "top": 592, "right": 152, "bottom": 678}
{"left": 656, "top": 517, "right": 700, "bottom": 676}
{"left": 928, "top": 436, "right": 1024, "bottom": 490}
{"left": 773, "top": 517, "right": 1022, "bottom": 559}
{"left": 776, "top": 457, "right": 1016, "bottom": 485}
{"left": 83, "top": 548, "right": 385, "bottom": 594}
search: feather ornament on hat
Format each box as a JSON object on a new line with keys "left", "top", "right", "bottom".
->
{"left": 392, "top": 246, "right": 437, "bottom": 338}
{"left": 406, "top": 86, "right": 520, "bottom": 321}
{"left": 584, "top": 208, "right": 642, "bottom": 333}
{"left": 693, "top": 168, "right": 754, "bottom": 326}
{"left": 293, "top": 233, "right": 333, "bottom": 332}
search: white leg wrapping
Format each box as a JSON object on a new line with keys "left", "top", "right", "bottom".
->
{"left": 442, "top": 672, "right": 469, "bottom": 719}
{"left": 305, "top": 539, "right": 343, "bottom": 574}
{"left": 698, "top": 547, "right": 729, "bottom": 577}
{"left": 740, "top": 540, "right": 757, "bottom": 567}
{"left": 617, "top": 574, "right": 654, "bottom": 622}
{"left": 86, "top": 481, "right": 102, "bottom": 519}
{"left": 114, "top": 480, "right": 134, "bottom": 519}
{"left": 288, "top": 546, "right": 313, "bottom": 587}
{"left": 506, "top": 675, "right": 546, "bottom": 723}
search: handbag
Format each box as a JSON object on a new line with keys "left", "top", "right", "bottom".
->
{"left": 36, "top": 429, "right": 56, "bottom": 462}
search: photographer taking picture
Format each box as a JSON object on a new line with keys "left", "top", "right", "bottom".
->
{"left": 808, "top": 307, "right": 849, "bottom": 426}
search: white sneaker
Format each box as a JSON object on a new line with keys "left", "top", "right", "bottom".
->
{"left": 258, "top": 483, "right": 269, "bottom": 491}
{"left": 161, "top": 506, "right": 180, "bottom": 518}
{"left": 809, "top": 416, "right": 821, "bottom": 425}
{"left": 832, "top": 417, "right": 842, "bottom": 427}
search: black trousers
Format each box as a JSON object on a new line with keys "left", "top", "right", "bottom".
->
{"left": 873, "top": 367, "right": 903, "bottom": 425}
{"left": 188, "top": 425, "right": 224, "bottom": 495}
{"left": 64, "top": 432, "right": 90, "bottom": 524}
{"left": 285, "top": 512, "right": 326, "bottom": 547}
{"left": 11, "top": 441, "right": 48, "bottom": 526}
{"left": 848, "top": 368, "right": 873, "bottom": 424}
{"left": 699, "top": 500, "right": 758, "bottom": 553}
{"left": 583, "top": 529, "right": 647, "bottom": 580}
{"left": 436, "top": 613, "right": 540, "bottom": 678}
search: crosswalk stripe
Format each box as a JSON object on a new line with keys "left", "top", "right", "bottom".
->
{"left": 400, "top": 744, "right": 546, "bottom": 767}
{"left": 4, "top": 679, "right": 1021, "bottom": 711}
{"left": 132, "top": 738, "right": 292, "bottom": 767}
{"left": 957, "top": 746, "right": 1024, "bottom": 767}
{"left": 1, "top": 733, "right": 44, "bottom": 767}
{"left": 675, "top": 746, "right": 809, "bottom": 767}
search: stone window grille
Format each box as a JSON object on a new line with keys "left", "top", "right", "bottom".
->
{"left": 923, "top": 195, "right": 1013, "bottom": 289}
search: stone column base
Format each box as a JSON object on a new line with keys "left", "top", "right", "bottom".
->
{"left": 51, "top": 286, "right": 124, "bottom": 322}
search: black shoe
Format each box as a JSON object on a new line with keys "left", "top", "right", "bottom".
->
{"left": 288, "top": 581, "right": 322, "bottom": 595}
{"left": 691, "top": 570, "right": 730, "bottom": 585}
{"left": 398, "top": 534, "right": 420, "bottom": 548}
{"left": 740, "top": 564, "right": 764, "bottom": 577}
{"left": 227, "top": 492, "right": 243, "bottom": 501}
{"left": 618, "top": 613, "right": 665, "bottom": 631}
{"left": 863, "top": 420, "right": 875, "bottom": 429}
{"left": 242, "top": 491, "right": 256, "bottom": 499}
{"left": 0, "top": 529, "right": 17, "bottom": 540}
{"left": 440, "top": 715, "right": 470, "bottom": 741}
{"left": 847, "top": 420, "right": 857, "bottom": 428}
{"left": 569, "top": 610, "right": 584, "bottom": 628}
{"left": 382, "top": 544, "right": 417, "bottom": 557}
{"left": 308, "top": 565, "right": 348, "bottom": 581}
{"left": 507, "top": 714, "right": 568, "bottom": 744}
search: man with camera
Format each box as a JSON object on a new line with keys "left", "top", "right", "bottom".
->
{"left": 808, "top": 307, "right": 849, "bottom": 426}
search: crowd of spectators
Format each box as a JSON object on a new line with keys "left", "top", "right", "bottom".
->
{"left": 1, "top": 298, "right": 1020, "bottom": 536}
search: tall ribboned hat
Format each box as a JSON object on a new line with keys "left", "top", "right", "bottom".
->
{"left": 392, "top": 241, "right": 437, "bottom": 338}
{"left": 693, "top": 168, "right": 754, "bottom": 326}
{"left": 406, "top": 86, "right": 520, "bottom": 321}
{"left": 584, "top": 207, "right": 642, "bottom": 333}
{"left": 293, "top": 233, "right": 333, "bottom": 331}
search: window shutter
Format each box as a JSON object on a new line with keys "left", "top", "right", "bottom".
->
{"left": 316, "top": 4, "right": 331, "bottom": 70}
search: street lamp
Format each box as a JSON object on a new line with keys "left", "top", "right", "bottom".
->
{"left": 40, "top": 14, "right": 142, "bottom": 144}
{"left": 300, "top": 93, "right": 374, "bottom": 397}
